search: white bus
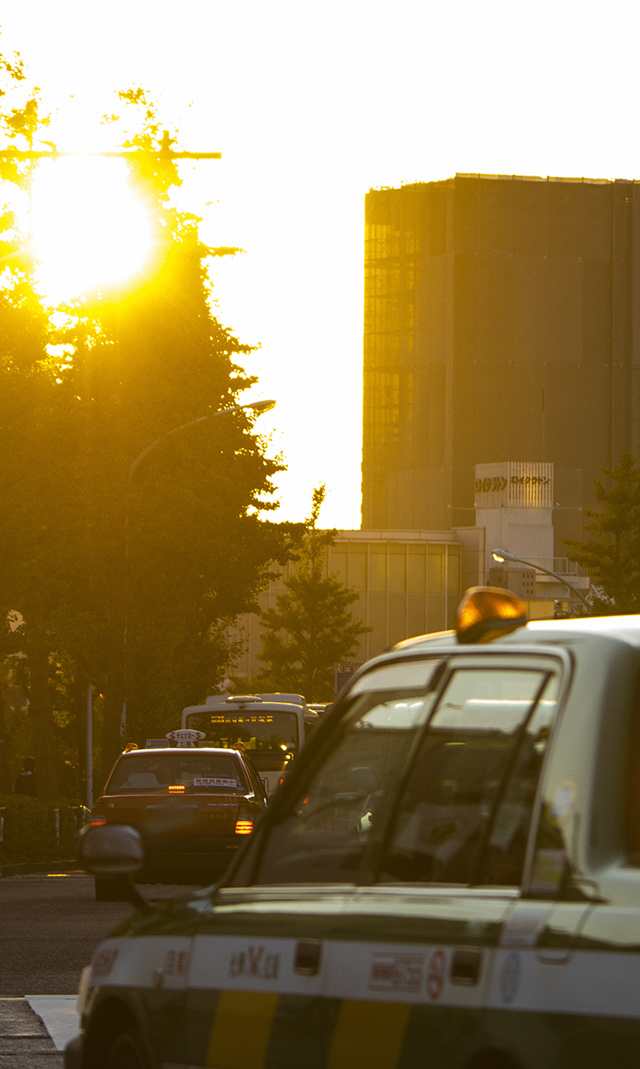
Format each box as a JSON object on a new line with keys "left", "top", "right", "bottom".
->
{"left": 181, "top": 693, "right": 319, "bottom": 796}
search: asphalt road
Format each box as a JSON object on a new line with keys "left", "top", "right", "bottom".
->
{"left": 0, "top": 870, "right": 132, "bottom": 997}
{"left": 0, "top": 869, "right": 198, "bottom": 1067}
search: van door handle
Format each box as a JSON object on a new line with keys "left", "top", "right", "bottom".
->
{"left": 450, "top": 946, "right": 482, "bottom": 986}
{"left": 295, "top": 939, "right": 322, "bottom": 976}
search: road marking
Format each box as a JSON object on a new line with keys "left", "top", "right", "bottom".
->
{"left": 25, "top": 995, "right": 79, "bottom": 1051}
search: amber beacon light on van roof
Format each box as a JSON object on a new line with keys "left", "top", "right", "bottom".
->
{"left": 454, "top": 586, "right": 528, "bottom": 644}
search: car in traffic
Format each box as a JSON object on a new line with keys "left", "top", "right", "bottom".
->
{"left": 308, "top": 702, "right": 332, "bottom": 716}
{"left": 181, "top": 692, "right": 319, "bottom": 796}
{"left": 89, "top": 742, "right": 267, "bottom": 899}
{"left": 67, "top": 586, "right": 640, "bottom": 1068}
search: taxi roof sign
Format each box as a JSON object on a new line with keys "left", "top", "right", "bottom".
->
{"left": 165, "top": 728, "right": 206, "bottom": 747}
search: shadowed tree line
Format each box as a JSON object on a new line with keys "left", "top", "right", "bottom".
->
{"left": 0, "top": 51, "right": 300, "bottom": 796}
{"left": 251, "top": 485, "right": 370, "bottom": 699}
{"left": 565, "top": 452, "right": 640, "bottom": 615}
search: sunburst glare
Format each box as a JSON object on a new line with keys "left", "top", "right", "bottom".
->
{"left": 30, "top": 156, "right": 154, "bottom": 304}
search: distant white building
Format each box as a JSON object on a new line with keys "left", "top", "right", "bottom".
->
{"left": 476, "top": 461, "right": 589, "bottom": 612}
{"left": 228, "top": 461, "right": 589, "bottom": 690}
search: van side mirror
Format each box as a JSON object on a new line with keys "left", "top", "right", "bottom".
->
{"left": 77, "top": 824, "right": 151, "bottom": 913}
{"left": 78, "top": 823, "right": 144, "bottom": 877}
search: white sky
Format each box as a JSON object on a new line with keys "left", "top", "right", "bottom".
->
{"left": 1, "top": 0, "right": 638, "bottom": 527}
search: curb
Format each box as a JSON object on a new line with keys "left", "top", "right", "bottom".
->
{"left": 0, "top": 859, "right": 79, "bottom": 877}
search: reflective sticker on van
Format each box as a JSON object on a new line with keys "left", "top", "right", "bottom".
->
{"left": 369, "top": 952, "right": 424, "bottom": 993}
{"left": 529, "top": 848, "right": 567, "bottom": 895}
{"left": 499, "top": 952, "right": 520, "bottom": 1004}
{"left": 550, "top": 780, "right": 576, "bottom": 822}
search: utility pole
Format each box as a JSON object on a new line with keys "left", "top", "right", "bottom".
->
{"left": 0, "top": 129, "right": 221, "bottom": 164}
{"left": 0, "top": 128, "right": 221, "bottom": 267}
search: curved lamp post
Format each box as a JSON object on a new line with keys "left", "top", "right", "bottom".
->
{"left": 124, "top": 398, "right": 276, "bottom": 563}
{"left": 127, "top": 398, "right": 277, "bottom": 480}
{"left": 491, "top": 548, "right": 591, "bottom": 614}
{"left": 123, "top": 396, "right": 277, "bottom": 702}
{"left": 85, "top": 399, "right": 277, "bottom": 807}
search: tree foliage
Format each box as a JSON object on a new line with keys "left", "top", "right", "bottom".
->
{"left": 0, "top": 52, "right": 296, "bottom": 794}
{"left": 565, "top": 453, "right": 640, "bottom": 614}
{"left": 254, "top": 486, "right": 369, "bottom": 700}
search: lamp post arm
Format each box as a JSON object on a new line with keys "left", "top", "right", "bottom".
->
{"left": 492, "top": 549, "right": 591, "bottom": 613}
{"left": 128, "top": 414, "right": 209, "bottom": 480}
{"left": 127, "top": 400, "right": 275, "bottom": 480}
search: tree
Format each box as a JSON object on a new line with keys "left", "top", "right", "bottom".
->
{"left": 254, "top": 486, "right": 370, "bottom": 699}
{"left": 0, "top": 66, "right": 297, "bottom": 792}
{"left": 0, "top": 46, "right": 63, "bottom": 795}
{"left": 565, "top": 453, "right": 640, "bottom": 614}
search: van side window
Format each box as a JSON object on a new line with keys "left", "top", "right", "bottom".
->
{"left": 380, "top": 668, "right": 558, "bottom": 887}
{"left": 244, "top": 659, "right": 441, "bottom": 885}
{"left": 624, "top": 681, "right": 640, "bottom": 864}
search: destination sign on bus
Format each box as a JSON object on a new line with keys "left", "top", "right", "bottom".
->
{"left": 209, "top": 714, "right": 275, "bottom": 725}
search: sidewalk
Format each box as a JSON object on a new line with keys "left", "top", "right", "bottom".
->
{"left": 0, "top": 997, "right": 67, "bottom": 1067}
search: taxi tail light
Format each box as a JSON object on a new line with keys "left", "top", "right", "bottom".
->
{"left": 235, "top": 803, "right": 254, "bottom": 835}
{"left": 90, "top": 818, "right": 107, "bottom": 827}
{"left": 235, "top": 819, "right": 253, "bottom": 834}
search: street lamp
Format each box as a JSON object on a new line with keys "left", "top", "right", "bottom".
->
{"left": 86, "top": 399, "right": 277, "bottom": 807}
{"left": 123, "top": 396, "right": 277, "bottom": 698}
{"left": 491, "top": 548, "right": 591, "bottom": 614}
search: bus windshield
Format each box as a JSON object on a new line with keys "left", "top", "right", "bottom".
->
{"left": 184, "top": 711, "right": 300, "bottom": 754}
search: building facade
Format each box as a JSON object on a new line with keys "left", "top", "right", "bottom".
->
{"left": 362, "top": 174, "right": 640, "bottom": 553}
{"left": 229, "top": 529, "right": 472, "bottom": 686}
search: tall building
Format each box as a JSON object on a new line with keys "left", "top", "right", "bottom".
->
{"left": 362, "top": 174, "right": 640, "bottom": 553}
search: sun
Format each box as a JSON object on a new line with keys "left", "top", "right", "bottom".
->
{"left": 30, "top": 156, "right": 154, "bottom": 304}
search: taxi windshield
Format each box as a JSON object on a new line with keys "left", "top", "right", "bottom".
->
{"left": 106, "top": 752, "right": 248, "bottom": 793}
{"left": 185, "top": 711, "right": 300, "bottom": 753}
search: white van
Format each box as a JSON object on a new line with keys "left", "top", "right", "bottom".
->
{"left": 181, "top": 693, "right": 318, "bottom": 796}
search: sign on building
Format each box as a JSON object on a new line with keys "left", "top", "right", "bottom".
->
{"left": 474, "top": 462, "right": 553, "bottom": 510}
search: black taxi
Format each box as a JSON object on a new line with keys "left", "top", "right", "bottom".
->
{"left": 66, "top": 588, "right": 640, "bottom": 1068}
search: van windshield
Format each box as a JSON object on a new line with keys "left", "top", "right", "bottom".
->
{"left": 185, "top": 711, "right": 300, "bottom": 755}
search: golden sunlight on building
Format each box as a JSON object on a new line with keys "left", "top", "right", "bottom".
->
{"left": 231, "top": 529, "right": 469, "bottom": 682}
